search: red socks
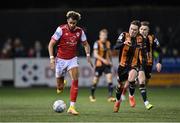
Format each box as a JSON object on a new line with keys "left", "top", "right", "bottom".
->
{"left": 70, "top": 80, "right": 78, "bottom": 102}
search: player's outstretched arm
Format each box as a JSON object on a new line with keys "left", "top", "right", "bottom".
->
{"left": 48, "top": 39, "right": 56, "bottom": 70}
{"left": 156, "top": 46, "right": 162, "bottom": 72}
{"left": 113, "top": 33, "right": 126, "bottom": 49}
{"left": 94, "top": 49, "right": 110, "bottom": 65}
{"left": 107, "top": 43, "right": 113, "bottom": 66}
{"left": 113, "top": 39, "right": 124, "bottom": 49}
{"left": 154, "top": 38, "right": 162, "bottom": 72}
{"left": 82, "top": 41, "right": 93, "bottom": 68}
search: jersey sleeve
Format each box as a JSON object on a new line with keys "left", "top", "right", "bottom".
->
{"left": 81, "top": 30, "right": 87, "bottom": 42}
{"left": 153, "top": 38, "right": 162, "bottom": 64}
{"left": 51, "top": 27, "right": 62, "bottom": 41}
{"left": 93, "top": 41, "right": 98, "bottom": 50}
{"left": 113, "top": 33, "right": 125, "bottom": 49}
{"left": 117, "top": 33, "right": 125, "bottom": 43}
{"left": 154, "top": 38, "right": 160, "bottom": 48}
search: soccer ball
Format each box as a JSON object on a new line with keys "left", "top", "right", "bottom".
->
{"left": 53, "top": 100, "right": 66, "bottom": 113}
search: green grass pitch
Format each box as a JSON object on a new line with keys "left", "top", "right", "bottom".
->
{"left": 0, "top": 87, "right": 180, "bottom": 122}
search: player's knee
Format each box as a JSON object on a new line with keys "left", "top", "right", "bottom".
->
{"left": 139, "top": 84, "right": 146, "bottom": 90}
{"left": 69, "top": 73, "right": 79, "bottom": 80}
{"left": 71, "top": 76, "right": 78, "bottom": 81}
{"left": 128, "top": 71, "right": 137, "bottom": 82}
{"left": 128, "top": 76, "right": 136, "bottom": 82}
{"left": 93, "top": 77, "right": 99, "bottom": 84}
{"left": 107, "top": 74, "right": 112, "bottom": 81}
{"left": 138, "top": 77, "right": 145, "bottom": 84}
{"left": 91, "top": 83, "right": 97, "bottom": 89}
{"left": 106, "top": 73, "right": 112, "bottom": 79}
{"left": 139, "top": 84, "right": 145, "bottom": 88}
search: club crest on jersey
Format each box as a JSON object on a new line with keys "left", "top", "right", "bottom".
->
{"left": 76, "top": 32, "right": 80, "bottom": 37}
{"left": 67, "top": 36, "right": 77, "bottom": 46}
{"left": 69, "top": 36, "right": 77, "bottom": 42}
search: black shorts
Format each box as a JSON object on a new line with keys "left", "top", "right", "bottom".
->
{"left": 145, "top": 65, "right": 152, "bottom": 79}
{"left": 95, "top": 65, "right": 111, "bottom": 77}
{"left": 139, "top": 65, "right": 152, "bottom": 79}
{"left": 117, "top": 66, "right": 138, "bottom": 83}
{"left": 117, "top": 66, "right": 129, "bottom": 83}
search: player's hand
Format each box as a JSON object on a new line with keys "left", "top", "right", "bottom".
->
{"left": 87, "top": 56, "right": 94, "bottom": 68}
{"left": 102, "top": 59, "right": 110, "bottom": 65}
{"left": 107, "top": 59, "right": 113, "bottom": 66}
{"left": 50, "top": 58, "right": 55, "bottom": 70}
{"left": 156, "top": 63, "right": 162, "bottom": 72}
{"left": 109, "top": 61, "right": 113, "bottom": 66}
{"left": 124, "top": 40, "right": 132, "bottom": 46}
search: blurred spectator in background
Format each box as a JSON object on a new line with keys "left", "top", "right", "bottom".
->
{"left": 1, "top": 24, "right": 180, "bottom": 58}
{"left": 34, "top": 40, "right": 42, "bottom": 57}
{"left": 0, "top": 37, "right": 13, "bottom": 59}
{"left": 28, "top": 40, "right": 43, "bottom": 58}
{"left": 28, "top": 47, "right": 35, "bottom": 57}
{"left": 13, "top": 38, "right": 26, "bottom": 57}
{"left": 154, "top": 26, "right": 168, "bottom": 57}
{"left": 172, "top": 48, "right": 179, "bottom": 57}
{"left": 154, "top": 26, "right": 164, "bottom": 46}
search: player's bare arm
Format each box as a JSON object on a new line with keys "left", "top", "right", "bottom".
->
{"left": 114, "top": 32, "right": 131, "bottom": 49}
{"left": 48, "top": 39, "right": 56, "bottom": 70}
{"left": 82, "top": 41, "right": 93, "bottom": 67}
{"left": 94, "top": 49, "right": 110, "bottom": 65}
{"left": 154, "top": 38, "right": 162, "bottom": 72}
{"left": 107, "top": 47, "right": 113, "bottom": 66}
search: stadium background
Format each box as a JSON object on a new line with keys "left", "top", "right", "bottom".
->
{"left": 0, "top": 0, "right": 180, "bottom": 122}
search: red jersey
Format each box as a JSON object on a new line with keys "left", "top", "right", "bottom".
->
{"left": 51, "top": 24, "right": 87, "bottom": 59}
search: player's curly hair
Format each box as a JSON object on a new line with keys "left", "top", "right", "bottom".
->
{"left": 131, "top": 20, "right": 141, "bottom": 27}
{"left": 141, "top": 21, "right": 150, "bottom": 27}
{"left": 66, "top": 11, "right": 81, "bottom": 21}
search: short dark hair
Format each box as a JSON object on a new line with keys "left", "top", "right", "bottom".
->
{"left": 99, "top": 28, "right": 108, "bottom": 34}
{"left": 130, "top": 20, "right": 140, "bottom": 27}
{"left": 66, "top": 11, "right": 81, "bottom": 21}
{"left": 141, "top": 21, "right": 150, "bottom": 27}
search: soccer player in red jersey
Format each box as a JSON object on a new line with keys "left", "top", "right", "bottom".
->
{"left": 48, "top": 11, "right": 93, "bottom": 115}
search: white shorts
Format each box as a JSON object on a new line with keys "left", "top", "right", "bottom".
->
{"left": 55, "top": 57, "right": 78, "bottom": 78}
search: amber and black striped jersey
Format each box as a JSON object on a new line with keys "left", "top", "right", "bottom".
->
{"left": 139, "top": 34, "right": 162, "bottom": 66}
{"left": 114, "top": 32, "right": 143, "bottom": 68}
{"left": 93, "top": 40, "right": 111, "bottom": 67}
